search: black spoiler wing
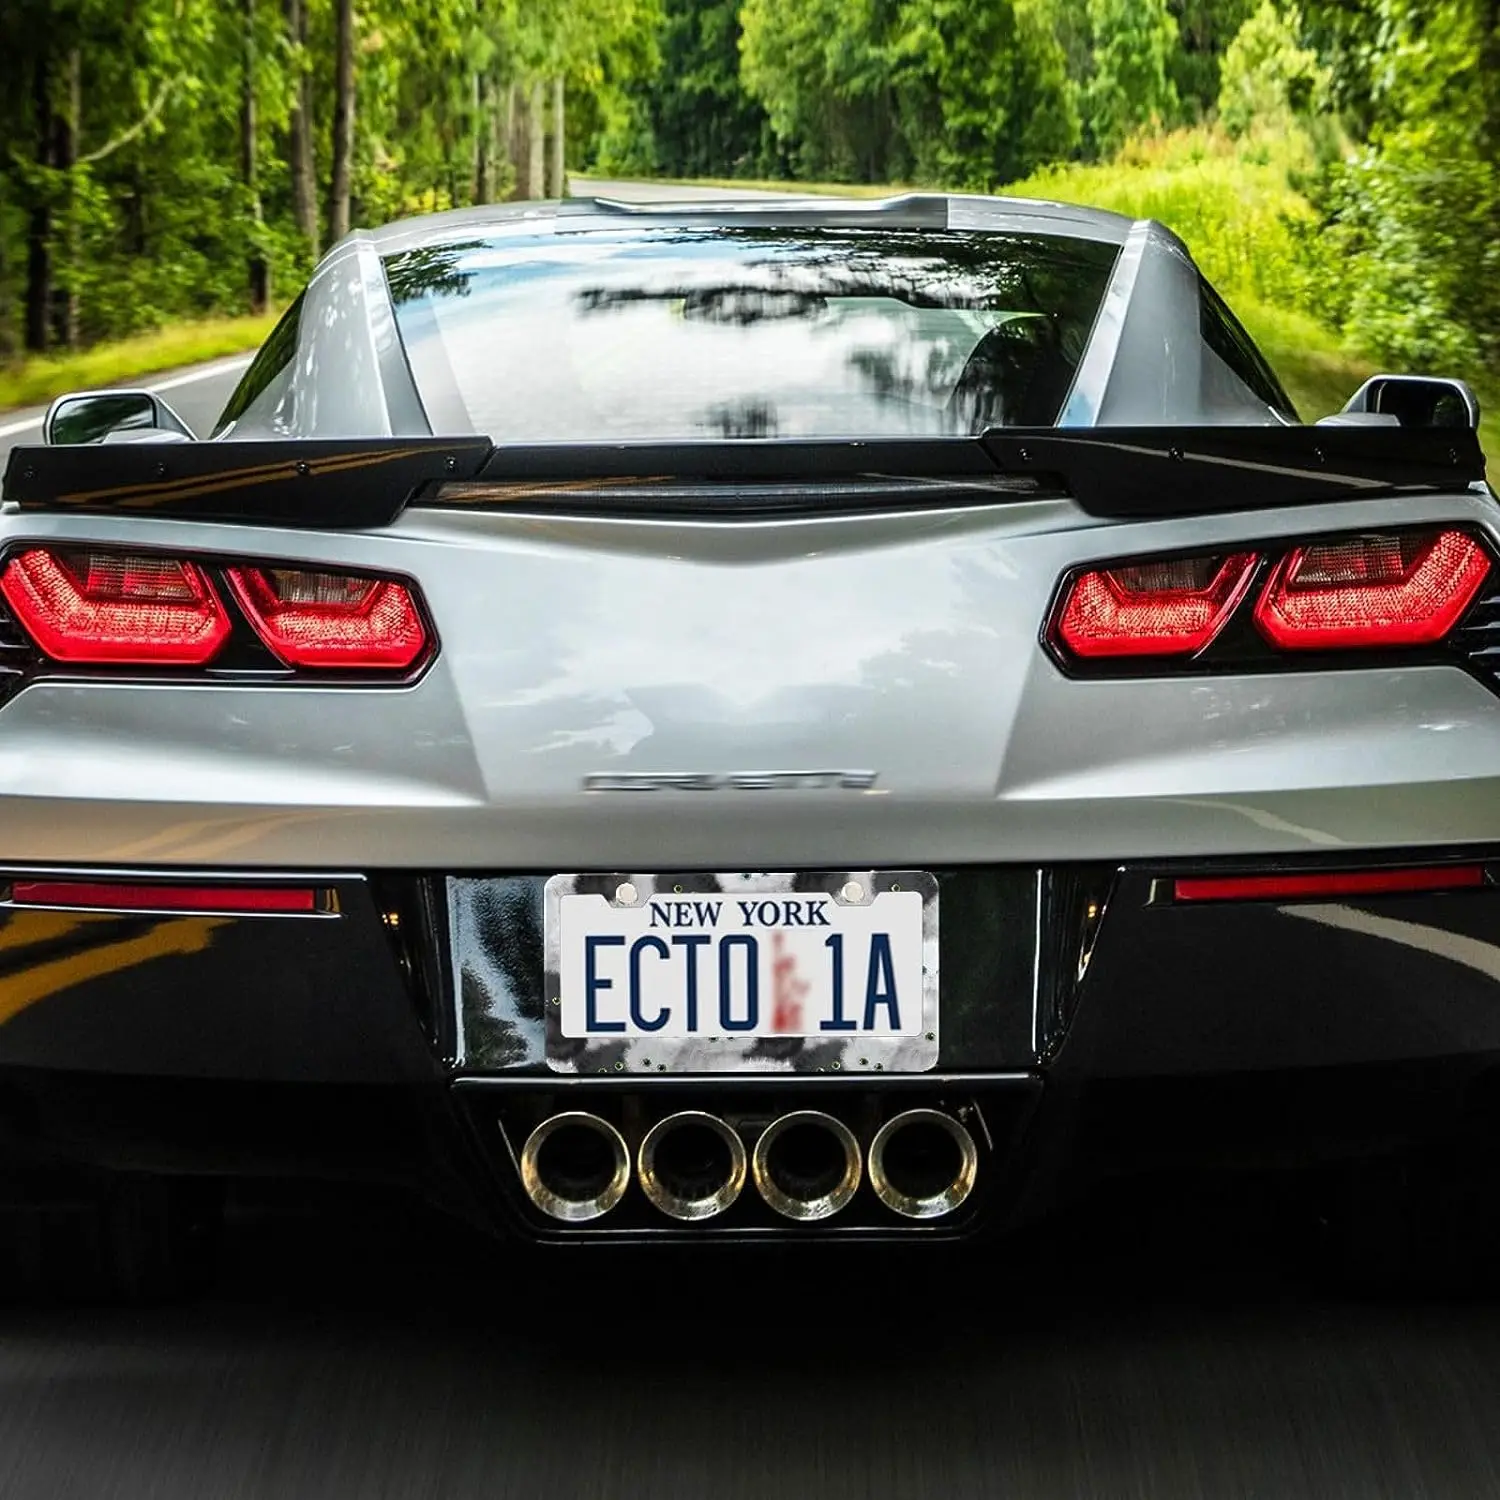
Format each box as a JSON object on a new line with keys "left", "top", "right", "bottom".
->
{"left": 1, "top": 426, "right": 1483, "bottom": 530}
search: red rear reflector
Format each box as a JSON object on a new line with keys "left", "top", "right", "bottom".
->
{"left": 1174, "top": 866, "right": 1485, "bottom": 903}
{"left": 9, "top": 881, "right": 318, "bottom": 913}
{"left": 1056, "top": 553, "right": 1258, "bottom": 658}
{"left": 0, "top": 549, "right": 230, "bottom": 665}
{"left": 1253, "top": 529, "right": 1489, "bottom": 650}
{"left": 226, "top": 567, "right": 427, "bottom": 669}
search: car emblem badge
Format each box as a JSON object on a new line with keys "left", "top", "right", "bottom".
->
{"left": 583, "top": 770, "right": 878, "bottom": 792}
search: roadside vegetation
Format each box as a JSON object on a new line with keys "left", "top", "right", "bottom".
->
{"left": 0, "top": 313, "right": 278, "bottom": 411}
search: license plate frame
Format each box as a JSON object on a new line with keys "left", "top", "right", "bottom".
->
{"left": 543, "top": 871, "right": 938, "bottom": 1075}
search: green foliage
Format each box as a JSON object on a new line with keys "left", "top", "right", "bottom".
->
{"left": 0, "top": 0, "right": 662, "bottom": 365}
{"left": 1217, "top": 3, "right": 1329, "bottom": 137}
{"left": 1300, "top": 0, "right": 1500, "bottom": 371}
{"left": 888, "top": 0, "right": 1080, "bottom": 188}
{"left": 1170, "top": 0, "right": 1256, "bottom": 115}
{"left": 606, "top": 0, "right": 777, "bottom": 177}
{"left": 1081, "top": 0, "right": 1180, "bottom": 155}
{"left": 1007, "top": 126, "right": 1326, "bottom": 312}
{"left": 0, "top": 314, "right": 279, "bottom": 409}
{"left": 739, "top": 0, "right": 905, "bottom": 181}
{"left": 739, "top": 0, "right": 1076, "bottom": 186}
{"left": 6, "top": 0, "right": 1500, "bottom": 415}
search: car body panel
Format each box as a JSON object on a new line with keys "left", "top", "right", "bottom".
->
{"left": 0, "top": 487, "right": 1495, "bottom": 868}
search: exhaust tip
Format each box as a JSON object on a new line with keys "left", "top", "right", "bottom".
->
{"left": 752, "top": 1110, "right": 861, "bottom": 1221}
{"left": 520, "top": 1112, "right": 630, "bottom": 1222}
{"left": 638, "top": 1111, "right": 747, "bottom": 1221}
{"left": 868, "top": 1109, "right": 978, "bottom": 1220}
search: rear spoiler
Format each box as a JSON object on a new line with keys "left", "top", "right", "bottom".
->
{"left": 1, "top": 426, "right": 1484, "bottom": 530}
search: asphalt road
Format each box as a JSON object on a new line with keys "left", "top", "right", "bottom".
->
{"left": 5, "top": 1175, "right": 1500, "bottom": 1499}
{"left": 0, "top": 354, "right": 252, "bottom": 466}
{"left": 569, "top": 175, "right": 798, "bottom": 202}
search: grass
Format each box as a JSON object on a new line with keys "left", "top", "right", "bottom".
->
{"left": 0, "top": 311, "right": 278, "bottom": 412}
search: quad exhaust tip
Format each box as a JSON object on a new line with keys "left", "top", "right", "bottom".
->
{"left": 638, "top": 1111, "right": 747, "bottom": 1221}
{"left": 752, "top": 1110, "right": 862, "bottom": 1221}
{"left": 867, "top": 1108, "right": 978, "bottom": 1220}
{"left": 520, "top": 1111, "right": 631, "bottom": 1223}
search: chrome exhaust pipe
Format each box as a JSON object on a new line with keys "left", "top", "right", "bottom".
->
{"left": 867, "top": 1109, "right": 978, "bottom": 1220}
{"left": 752, "top": 1110, "right": 862, "bottom": 1221}
{"left": 520, "top": 1112, "right": 631, "bottom": 1222}
{"left": 637, "top": 1111, "right": 747, "bottom": 1221}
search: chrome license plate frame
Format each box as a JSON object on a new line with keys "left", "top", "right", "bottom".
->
{"left": 543, "top": 870, "right": 938, "bottom": 1075}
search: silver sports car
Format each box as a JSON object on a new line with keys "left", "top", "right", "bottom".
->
{"left": 1, "top": 193, "right": 1495, "bottom": 1289}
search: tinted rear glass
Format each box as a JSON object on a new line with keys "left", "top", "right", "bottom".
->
{"left": 384, "top": 228, "right": 1119, "bottom": 441}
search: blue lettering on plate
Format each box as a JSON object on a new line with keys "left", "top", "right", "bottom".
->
{"left": 672, "top": 933, "right": 711, "bottom": 1031}
{"left": 862, "top": 933, "right": 901, "bottom": 1030}
{"left": 628, "top": 934, "right": 670, "bottom": 1031}
{"left": 584, "top": 934, "right": 626, "bottom": 1032}
{"left": 718, "top": 934, "right": 759, "bottom": 1031}
{"left": 650, "top": 900, "right": 722, "bottom": 930}
{"left": 821, "top": 933, "right": 855, "bottom": 1031}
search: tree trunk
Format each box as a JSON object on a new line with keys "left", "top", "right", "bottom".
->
{"left": 326, "top": 0, "right": 355, "bottom": 243}
{"left": 24, "top": 47, "right": 53, "bottom": 355}
{"left": 285, "top": 0, "right": 318, "bottom": 259}
{"left": 527, "top": 79, "right": 544, "bottom": 200}
{"left": 242, "top": 0, "right": 269, "bottom": 313}
{"left": 548, "top": 77, "right": 564, "bottom": 198}
{"left": 474, "top": 69, "right": 493, "bottom": 202}
{"left": 50, "top": 46, "right": 80, "bottom": 349}
{"left": 504, "top": 81, "right": 519, "bottom": 198}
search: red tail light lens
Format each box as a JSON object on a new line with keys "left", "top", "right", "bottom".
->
{"left": 0, "top": 548, "right": 230, "bottom": 665}
{"left": 1056, "top": 552, "right": 1259, "bottom": 658}
{"left": 1174, "top": 865, "right": 1485, "bottom": 902}
{"left": 9, "top": 880, "right": 320, "bottom": 913}
{"left": 1253, "top": 529, "right": 1489, "bottom": 650}
{"left": 226, "top": 567, "right": 428, "bottom": 669}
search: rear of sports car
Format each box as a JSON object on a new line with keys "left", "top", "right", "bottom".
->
{"left": 2, "top": 196, "right": 1500, "bottom": 1281}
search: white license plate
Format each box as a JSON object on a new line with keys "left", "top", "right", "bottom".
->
{"left": 544, "top": 872, "right": 938, "bottom": 1074}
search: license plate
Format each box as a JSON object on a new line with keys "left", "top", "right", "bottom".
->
{"left": 544, "top": 872, "right": 938, "bottom": 1074}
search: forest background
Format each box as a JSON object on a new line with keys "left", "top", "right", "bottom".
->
{"left": 1, "top": 0, "right": 1496, "bottom": 446}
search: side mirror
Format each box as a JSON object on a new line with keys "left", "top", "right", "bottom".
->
{"left": 44, "top": 390, "right": 197, "bottom": 446}
{"left": 1334, "top": 375, "right": 1480, "bottom": 431}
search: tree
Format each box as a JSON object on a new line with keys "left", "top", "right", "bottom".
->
{"left": 1309, "top": 0, "right": 1500, "bottom": 369}
{"left": 888, "top": 0, "right": 1079, "bottom": 188}
{"left": 1217, "top": 2, "right": 1329, "bottom": 136}
{"left": 1170, "top": 0, "right": 1256, "bottom": 117}
{"left": 1081, "top": 0, "right": 1180, "bottom": 155}
{"left": 327, "top": 0, "right": 355, "bottom": 242}
{"left": 285, "top": 0, "right": 318, "bottom": 258}
{"left": 625, "top": 0, "right": 774, "bottom": 178}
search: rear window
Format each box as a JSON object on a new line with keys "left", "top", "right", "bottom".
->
{"left": 383, "top": 228, "right": 1119, "bottom": 441}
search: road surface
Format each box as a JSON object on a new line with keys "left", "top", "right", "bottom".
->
{"left": 4, "top": 1176, "right": 1500, "bottom": 1498}
{"left": 568, "top": 175, "right": 798, "bottom": 202}
{"left": 0, "top": 354, "right": 251, "bottom": 466}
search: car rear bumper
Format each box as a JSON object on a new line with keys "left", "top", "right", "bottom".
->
{"left": 0, "top": 855, "right": 1498, "bottom": 1240}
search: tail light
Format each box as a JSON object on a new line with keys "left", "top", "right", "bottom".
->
{"left": 9, "top": 880, "right": 321, "bottom": 913}
{"left": 1174, "top": 865, "right": 1486, "bottom": 902}
{"left": 1055, "top": 552, "right": 1258, "bottom": 658}
{"left": 1253, "top": 529, "right": 1490, "bottom": 650}
{"left": 0, "top": 548, "right": 230, "bottom": 665}
{"left": 225, "top": 567, "right": 428, "bottom": 669}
